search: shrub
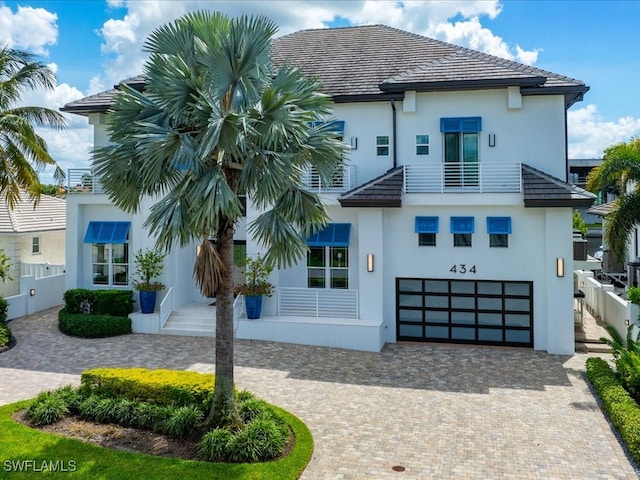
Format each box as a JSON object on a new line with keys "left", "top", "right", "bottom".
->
{"left": 58, "top": 308, "right": 131, "bottom": 338}
{"left": 227, "top": 416, "right": 289, "bottom": 463}
{"left": 161, "top": 405, "right": 203, "bottom": 438}
{"left": 0, "top": 322, "right": 11, "bottom": 348}
{"left": 629, "top": 287, "right": 640, "bottom": 306}
{"left": 238, "top": 398, "right": 274, "bottom": 424}
{"left": 600, "top": 323, "right": 640, "bottom": 402}
{"left": 586, "top": 357, "right": 640, "bottom": 463}
{"left": 80, "top": 368, "right": 214, "bottom": 408}
{"left": 199, "top": 428, "right": 233, "bottom": 462}
{"left": 132, "top": 402, "right": 163, "bottom": 430}
{"left": 63, "top": 289, "right": 134, "bottom": 317}
{"left": 0, "top": 296, "right": 8, "bottom": 324}
{"left": 26, "top": 391, "right": 69, "bottom": 425}
{"left": 51, "top": 385, "right": 83, "bottom": 412}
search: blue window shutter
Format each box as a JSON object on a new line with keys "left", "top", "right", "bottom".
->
{"left": 306, "top": 223, "right": 351, "bottom": 247}
{"left": 84, "top": 221, "right": 130, "bottom": 244}
{"left": 415, "top": 216, "right": 439, "bottom": 233}
{"left": 487, "top": 217, "right": 511, "bottom": 234}
{"left": 440, "top": 117, "right": 482, "bottom": 132}
{"left": 450, "top": 217, "right": 475, "bottom": 234}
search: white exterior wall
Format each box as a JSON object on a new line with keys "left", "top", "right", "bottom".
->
{"left": 331, "top": 89, "right": 568, "bottom": 184}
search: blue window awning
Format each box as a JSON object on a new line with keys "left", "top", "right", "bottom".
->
{"left": 306, "top": 223, "right": 351, "bottom": 247}
{"left": 487, "top": 217, "right": 512, "bottom": 234}
{"left": 415, "top": 216, "right": 439, "bottom": 234}
{"left": 450, "top": 217, "right": 475, "bottom": 234}
{"left": 310, "top": 120, "right": 345, "bottom": 135}
{"left": 440, "top": 117, "right": 482, "bottom": 133}
{"left": 84, "top": 221, "right": 130, "bottom": 244}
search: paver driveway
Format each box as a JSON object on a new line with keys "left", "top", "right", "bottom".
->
{"left": 0, "top": 307, "right": 637, "bottom": 479}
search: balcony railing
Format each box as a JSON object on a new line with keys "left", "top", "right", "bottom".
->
{"left": 404, "top": 162, "right": 522, "bottom": 193}
{"left": 68, "top": 169, "right": 104, "bottom": 194}
{"left": 302, "top": 165, "right": 357, "bottom": 193}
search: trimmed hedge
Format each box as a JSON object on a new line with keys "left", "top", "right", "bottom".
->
{"left": 0, "top": 298, "right": 12, "bottom": 348}
{"left": 585, "top": 357, "right": 640, "bottom": 463}
{"left": 63, "top": 289, "right": 134, "bottom": 317}
{"left": 0, "top": 297, "right": 8, "bottom": 323}
{"left": 80, "top": 367, "right": 215, "bottom": 409}
{"left": 58, "top": 308, "right": 131, "bottom": 338}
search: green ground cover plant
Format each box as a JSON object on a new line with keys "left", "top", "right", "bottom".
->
{"left": 9, "top": 368, "right": 313, "bottom": 478}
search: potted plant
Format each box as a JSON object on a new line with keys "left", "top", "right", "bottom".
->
{"left": 234, "top": 255, "right": 273, "bottom": 319}
{"left": 131, "top": 249, "right": 166, "bottom": 314}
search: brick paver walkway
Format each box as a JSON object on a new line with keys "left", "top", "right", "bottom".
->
{"left": 0, "top": 307, "right": 637, "bottom": 479}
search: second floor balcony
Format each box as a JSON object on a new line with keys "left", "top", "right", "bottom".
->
{"left": 403, "top": 162, "right": 522, "bottom": 193}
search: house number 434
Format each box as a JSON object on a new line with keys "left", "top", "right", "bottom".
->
{"left": 450, "top": 264, "right": 476, "bottom": 274}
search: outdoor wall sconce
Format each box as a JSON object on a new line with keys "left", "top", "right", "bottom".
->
{"left": 367, "top": 253, "right": 374, "bottom": 272}
{"left": 556, "top": 257, "right": 564, "bottom": 277}
{"left": 626, "top": 319, "right": 631, "bottom": 326}
{"left": 29, "top": 289, "right": 35, "bottom": 297}
{"left": 488, "top": 133, "right": 496, "bottom": 147}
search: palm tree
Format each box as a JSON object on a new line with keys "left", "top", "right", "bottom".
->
{"left": 586, "top": 137, "right": 640, "bottom": 261}
{"left": 0, "top": 47, "right": 67, "bottom": 208}
{"left": 93, "top": 12, "right": 347, "bottom": 428}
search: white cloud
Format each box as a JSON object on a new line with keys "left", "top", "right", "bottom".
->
{"left": 0, "top": 5, "right": 57, "bottom": 55}
{"left": 568, "top": 104, "right": 640, "bottom": 159}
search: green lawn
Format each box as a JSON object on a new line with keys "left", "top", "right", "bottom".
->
{"left": 0, "top": 400, "right": 313, "bottom": 480}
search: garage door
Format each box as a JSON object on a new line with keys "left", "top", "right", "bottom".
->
{"left": 396, "top": 278, "right": 533, "bottom": 347}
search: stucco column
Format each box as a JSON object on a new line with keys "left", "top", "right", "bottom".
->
{"left": 542, "top": 208, "right": 574, "bottom": 354}
{"left": 357, "top": 209, "right": 384, "bottom": 322}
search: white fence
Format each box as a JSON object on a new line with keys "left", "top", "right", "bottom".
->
{"left": 404, "top": 162, "right": 522, "bottom": 193}
{"left": 6, "top": 273, "right": 66, "bottom": 320}
{"left": 20, "top": 263, "right": 65, "bottom": 278}
{"left": 575, "top": 270, "right": 640, "bottom": 339}
{"left": 278, "top": 287, "right": 359, "bottom": 319}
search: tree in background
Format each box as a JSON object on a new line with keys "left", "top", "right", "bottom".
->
{"left": 0, "top": 248, "right": 12, "bottom": 284}
{"left": 572, "top": 210, "right": 587, "bottom": 238}
{"left": 93, "top": 12, "right": 347, "bottom": 428}
{"left": 0, "top": 48, "right": 67, "bottom": 209}
{"left": 587, "top": 137, "right": 640, "bottom": 260}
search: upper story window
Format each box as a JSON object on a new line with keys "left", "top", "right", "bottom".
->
{"left": 487, "top": 216, "right": 512, "bottom": 248}
{"left": 416, "top": 135, "right": 429, "bottom": 155}
{"left": 441, "top": 117, "right": 481, "bottom": 163}
{"left": 376, "top": 136, "right": 389, "bottom": 156}
{"left": 32, "top": 236, "right": 40, "bottom": 254}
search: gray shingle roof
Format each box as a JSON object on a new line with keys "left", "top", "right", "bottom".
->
{"left": 0, "top": 193, "right": 66, "bottom": 233}
{"left": 339, "top": 168, "right": 404, "bottom": 207}
{"left": 521, "top": 164, "right": 596, "bottom": 208}
{"left": 587, "top": 201, "right": 614, "bottom": 217}
{"left": 62, "top": 24, "right": 588, "bottom": 114}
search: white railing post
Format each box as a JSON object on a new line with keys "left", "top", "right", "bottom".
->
{"left": 159, "top": 287, "right": 174, "bottom": 328}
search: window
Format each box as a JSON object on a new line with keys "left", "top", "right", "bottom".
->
{"left": 441, "top": 117, "right": 481, "bottom": 187}
{"left": 32, "top": 236, "right": 40, "bottom": 254}
{"left": 451, "top": 216, "right": 474, "bottom": 248}
{"left": 376, "top": 136, "right": 389, "bottom": 156}
{"left": 84, "top": 222, "right": 131, "bottom": 287}
{"left": 415, "top": 216, "right": 438, "bottom": 247}
{"left": 487, "top": 217, "right": 511, "bottom": 248}
{"left": 307, "top": 247, "right": 349, "bottom": 289}
{"left": 92, "top": 243, "right": 129, "bottom": 286}
{"left": 306, "top": 223, "right": 351, "bottom": 289}
{"left": 416, "top": 135, "right": 429, "bottom": 155}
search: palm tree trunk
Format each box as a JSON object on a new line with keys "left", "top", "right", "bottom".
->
{"left": 207, "top": 220, "right": 242, "bottom": 428}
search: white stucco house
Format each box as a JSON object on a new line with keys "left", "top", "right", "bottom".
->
{"left": 61, "top": 25, "right": 594, "bottom": 354}
{"left": 0, "top": 193, "right": 66, "bottom": 298}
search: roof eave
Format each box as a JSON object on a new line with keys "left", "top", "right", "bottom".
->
{"left": 338, "top": 198, "right": 402, "bottom": 208}
{"left": 520, "top": 85, "right": 590, "bottom": 108}
{"left": 524, "top": 197, "right": 595, "bottom": 208}
{"left": 378, "top": 76, "right": 546, "bottom": 93}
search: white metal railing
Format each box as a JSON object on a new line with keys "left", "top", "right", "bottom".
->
{"left": 67, "top": 168, "right": 104, "bottom": 194}
{"left": 278, "top": 287, "right": 359, "bottom": 319}
{"left": 20, "top": 263, "right": 65, "bottom": 278}
{"left": 302, "top": 165, "right": 357, "bottom": 193}
{"left": 404, "top": 162, "right": 522, "bottom": 193}
{"left": 233, "top": 294, "right": 245, "bottom": 333}
{"left": 159, "top": 287, "right": 174, "bottom": 328}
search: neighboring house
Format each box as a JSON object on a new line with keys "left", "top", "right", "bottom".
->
{"left": 0, "top": 193, "right": 66, "bottom": 298}
{"left": 61, "top": 25, "right": 594, "bottom": 354}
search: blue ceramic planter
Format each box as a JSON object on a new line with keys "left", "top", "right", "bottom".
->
{"left": 139, "top": 290, "right": 157, "bottom": 314}
{"left": 245, "top": 295, "right": 263, "bottom": 319}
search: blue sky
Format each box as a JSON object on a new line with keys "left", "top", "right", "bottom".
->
{"left": 1, "top": 0, "right": 639, "bottom": 183}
